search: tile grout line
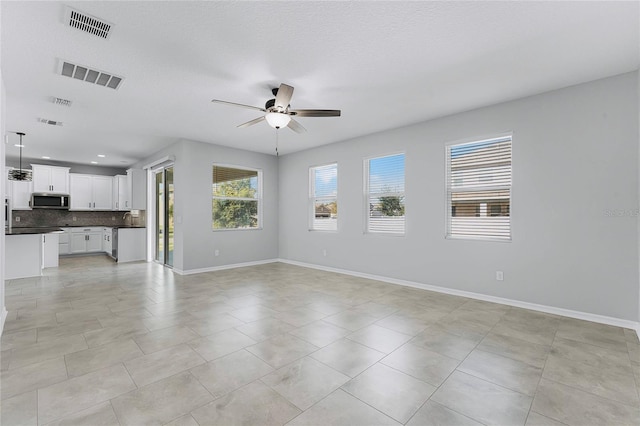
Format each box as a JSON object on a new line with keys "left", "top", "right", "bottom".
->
{"left": 405, "top": 306, "right": 512, "bottom": 425}
{"left": 522, "top": 318, "right": 560, "bottom": 426}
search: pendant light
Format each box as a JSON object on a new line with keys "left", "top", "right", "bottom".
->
{"left": 8, "top": 132, "right": 32, "bottom": 181}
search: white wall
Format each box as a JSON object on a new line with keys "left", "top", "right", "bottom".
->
{"left": 279, "top": 72, "right": 639, "bottom": 322}
{"left": 1, "top": 75, "right": 6, "bottom": 333}
{"left": 137, "top": 139, "right": 279, "bottom": 273}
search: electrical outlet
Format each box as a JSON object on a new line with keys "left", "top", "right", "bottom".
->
{"left": 15, "top": 216, "right": 20, "bottom": 222}
{"left": 72, "top": 216, "right": 77, "bottom": 221}
{"left": 496, "top": 271, "right": 504, "bottom": 281}
{"left": 214, "top": 249, "right": 220, "bottom": 257}
{"left": 323, "top": 249, "right": 327, "bottom": 257}
{"left": 112, "top": 216, "right": 116, "bottom": 221}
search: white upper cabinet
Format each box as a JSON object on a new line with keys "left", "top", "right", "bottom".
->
{"left": 32, "top": 164, "right": 70, "bottom": 193}
{"left": 92, "top": 176, "right": 113, "bottom": 210}
{"left": 69, "top": 174, "right": 113, "bottom": 210}
{"left": 113, "top": 175, "right": 129, "bottom": 211}
{"left": 8, "top": 177, "right": 33, "bottom": 210}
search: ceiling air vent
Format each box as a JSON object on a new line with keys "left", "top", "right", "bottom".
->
{"left": 51, "top": 97, "right": 72, "bottom": 107}
{"left": 38, "top": 118, "right": 63, "bottom": 126}
{"left": 65, "top": 7, "right": 113, "bottom": 40}
{"left": 58, "top": 60, "right": 124, "bottom": 90}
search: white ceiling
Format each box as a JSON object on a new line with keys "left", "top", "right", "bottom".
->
{"left": 1, "top": 1, "right": 638, "bottom": 168}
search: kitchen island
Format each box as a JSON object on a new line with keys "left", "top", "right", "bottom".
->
{"left": 5, "top": 227, "right": 63, "bottom": 279}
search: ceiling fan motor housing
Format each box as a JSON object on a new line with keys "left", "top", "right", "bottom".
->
{"left": 265, "top": 98, "right": 276, "bottom": 110}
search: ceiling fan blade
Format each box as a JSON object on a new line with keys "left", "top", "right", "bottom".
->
{"left": 212, "top": 99, "right": 266, "bottom": 112}
{"left": 274, "top": 83, "right": 294, "bottom": 110}
{"left": 289, "top": 109, "right": 341, "bottom": 117}
{"left": 237, "top": 116, "right": 265, "bottom": 128}
{"left": 287, "top": 118, "right": 306, "bottom": 134}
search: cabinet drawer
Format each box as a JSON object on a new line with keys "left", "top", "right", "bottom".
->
{"left": 59, "top": 242, "right": 70, "bottom": 255}
{"left": 71, "top": 227, "right": 102, "bottom": 233}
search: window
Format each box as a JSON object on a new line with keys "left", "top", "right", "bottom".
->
{"left": 365, "top": 153, "right": 405, "bottom": 234}
{"left": 446, "top": 136, "right": 512, "bottom": 240}
{"left": 310, "top": 163, "right": 338, "bottom": 231}
{"left": 212, "top": 165, "right": 261, "bottom": 230}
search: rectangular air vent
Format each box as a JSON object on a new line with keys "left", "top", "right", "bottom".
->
{"left": 38, "top": 118, "right": 63, "bottom": 126}
{"left": 58, "top": 60, "right": 124, "bottom": 90}
{"left": 65, "top": 7, "right": 113, "bottom": 39}
{"left": 51, "top": 97, "right": 73, "bottom": 107}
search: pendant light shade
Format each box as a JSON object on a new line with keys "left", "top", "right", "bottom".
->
{"left": 8, "top": 132, "right": 32, "bottom": 181}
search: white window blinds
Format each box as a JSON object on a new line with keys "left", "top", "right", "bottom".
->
{"left": 310, "top": 163, "right": 338, "bottom": 231}
{"left": 446, "top": 136, "right": 512, "bottom": 240}
{"left": 366, "top": 153, "right": 405, "bottom": 234}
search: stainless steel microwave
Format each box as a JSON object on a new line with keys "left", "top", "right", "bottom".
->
{"left": 31, "top": 193, "right": 70, "bottom": 209}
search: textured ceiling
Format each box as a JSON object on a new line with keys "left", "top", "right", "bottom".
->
{"left": 1, "top": 1, "right": 638, "bottom": 167}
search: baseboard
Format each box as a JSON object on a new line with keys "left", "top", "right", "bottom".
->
{"left": 174, "top": 258, "right": 279, "bottom": 276}
{"left": 278, "top": 258, "right": 640, "bottom": 336}
{"left": 0, "top": 306, "right": 7, "bottom": 336}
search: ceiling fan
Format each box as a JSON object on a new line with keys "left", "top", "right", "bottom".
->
{"left": 211, "top": 83, "right": 340, "bottom": 133}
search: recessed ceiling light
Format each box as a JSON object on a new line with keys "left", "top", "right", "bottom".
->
{"left": 42, "top": 156, "right": 51, "bottom": 159}
{"left": 97, "top": 154, "right": 106, "bottom": 158}
{"left": 14, "top": 144, "right": 24, "bottom": 147}
{"left": 90, "top": 161, "right": 98, "bottom": 164}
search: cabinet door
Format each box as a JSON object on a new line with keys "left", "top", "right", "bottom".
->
{"left": 11, "top": 180, "right": 33, "bottom": 210}
{"left": 59, "top": 229, "right": 71, "bottom": 255}
{"left": 70, "top": 175, "right": 93, "bottom": 210}
{"left": 70, "top": 233, "right": 88, "bottom": 253}
{"left": 59, "top": 242, "right": 70, "bottom": 255}
{"left": 32, "top": 166, "right": 51, "bottom": 192}
{"left": 86, "top": 232, "right": 103, "bottom": 252}
{"left": 115, "top": 175, "right": 128, "bottom": 211}
{"left": 92, "top": 176, "right": 113, "bottom": 210}
{"left": 103, "top": 230, "right": 112, "bottom": 254}
{"left": 50, "top": 168, "right": 69, "bottom": 193}
{"left": 42, "top": 234, "right": 59, "bottom": 268}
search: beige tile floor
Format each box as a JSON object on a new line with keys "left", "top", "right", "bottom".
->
{"left": 1, "top": 256, "right": 639, "bottom": 425}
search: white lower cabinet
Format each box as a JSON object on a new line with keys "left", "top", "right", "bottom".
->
{"left": 70, "top": 228, "right": 103, "bottom": 253}
{"left": 59, "top": 228, "right": 71, "bottom": 255}
{"left": 103, "top": 227, "right": 113, "bottom": 255}
{"left": 42, "top": 233, "right": 59, "bottom": 268}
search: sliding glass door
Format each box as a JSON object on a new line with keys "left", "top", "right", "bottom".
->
{"left": 154, "top": 166, "right": 174, "bottom": 267}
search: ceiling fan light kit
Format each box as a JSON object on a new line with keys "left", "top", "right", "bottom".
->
{"left": 212, "top": 83, "right": 341, "bottom": 135}
{"left": 265, "top": 112, "right": 291, "bottom": 129}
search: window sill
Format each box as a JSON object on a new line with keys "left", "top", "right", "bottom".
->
{"left": 212, "top": 227, "right": 263, "bottom": 232}
{"left": 446, "top": 235, "right": 511, "bottom": 243}
{"left": 363, "top": 231, "right": 405, "bottom": 237}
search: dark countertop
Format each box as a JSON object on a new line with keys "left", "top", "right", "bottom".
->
{"left": 6, "top": 227, "right": 65, "bottom": 235}
{"left": 6, "top": 226, "right": 145, "bottom": 235}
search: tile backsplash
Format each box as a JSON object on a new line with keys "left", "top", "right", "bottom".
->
{"left": 11, "top": 210, "right": 146, "bottom": 228}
